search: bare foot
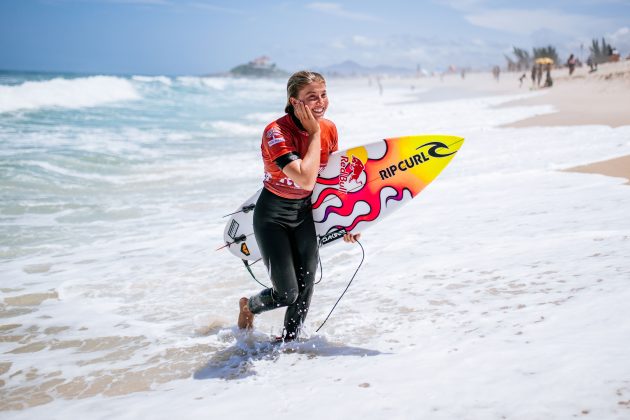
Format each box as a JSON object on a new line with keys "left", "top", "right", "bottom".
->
{"left": 237, "top": 297, "right": 254, "bottom": 329}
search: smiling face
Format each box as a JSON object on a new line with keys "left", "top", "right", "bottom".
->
{"left": 291, "top": 81, "right": 329, "bottom": 120}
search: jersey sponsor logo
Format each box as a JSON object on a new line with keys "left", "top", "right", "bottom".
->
{"left": 319, "top": 227, "right": 347, "bottom": 246}
{"left": 277, "top": 177, "right": 299, "bottom": 188}
{"left": 265, "top": 126, "right": 281, "bottom": 139}
{"left": 268, "top": 138, "right": 285, "bottom": 147}
{"left": 378, "top": 141, "right": 457, "bottom": 180}
{"left": 339, "top": 155, "right": 365, "bottom": 194}
{"left": 266, "top": 127, "right": 285, "bottom": 147}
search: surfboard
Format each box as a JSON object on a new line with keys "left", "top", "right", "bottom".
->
{"left": 223, "top": 134, "right": 464, "bottom": 261}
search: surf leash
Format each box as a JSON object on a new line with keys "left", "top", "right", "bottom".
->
{"left": 243, "top": 248, "right": 324, "bottom": 288}
{"left": 314, "top": 251, "right": 323, "bottom": 285}
{"left": 315, "top": 239, "right": 365, "bottom": 333}
{"left": 241, "top": 239, "right": 363, "bottom": 332}
{"left": 242, "top": 259, "right": 269, "bottom": 288}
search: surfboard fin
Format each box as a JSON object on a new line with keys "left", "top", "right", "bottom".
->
{"left": 215, "top": 234, "right": 247, "bottom": 251}
{"left": 222, "top": 203, "right": 256, "bottom": 218}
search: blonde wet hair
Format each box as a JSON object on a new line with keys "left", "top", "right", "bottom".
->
{"left": 285, "top": 70, "right": 326, "bottom": 114}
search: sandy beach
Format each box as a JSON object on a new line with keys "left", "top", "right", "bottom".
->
{"left": 497, "top": 60, "right": 630, "bottom": 184}
{"left": 500, "top": 60, "right": 630, "bottom": 128}
{"left": 564, "top": 155, "right": 630, "bottom": 185}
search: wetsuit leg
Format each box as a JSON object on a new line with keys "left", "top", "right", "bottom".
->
{"left": 247, "top": 188, "right": 318, "bottom": 338}
{"left": 250, "top": 219, "right": 300, "bottom": 312}
{"left": 283, "top": 209, "right": 318, "bottom": 338}
{"left": 248, "top": 189, "right": 301, "bottom": 314}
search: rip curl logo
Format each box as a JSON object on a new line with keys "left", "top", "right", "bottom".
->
{"left": 379, "top": 141, "right": 457, "bottom": 180}
{"left": 339, "top": 155, "right": 365, "bottom": 194}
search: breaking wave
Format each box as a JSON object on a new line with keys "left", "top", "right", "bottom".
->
{"left": 0, "top": 75, "right": 140, "bottom": 113}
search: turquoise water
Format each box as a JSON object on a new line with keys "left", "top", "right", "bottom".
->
{"left": 0, "top": 72, "right": 287, "bottom": 262}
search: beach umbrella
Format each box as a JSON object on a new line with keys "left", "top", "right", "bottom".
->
{"left": 535, "top": 57, "right": 554, "bottom": 65}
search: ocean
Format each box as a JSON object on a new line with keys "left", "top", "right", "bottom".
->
{"left": 1, "top": 71, "right": 630, "bottom": 419}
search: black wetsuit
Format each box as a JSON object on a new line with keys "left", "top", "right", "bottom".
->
{"left": 248, "top": 187, "right": 318, "bottom": 339}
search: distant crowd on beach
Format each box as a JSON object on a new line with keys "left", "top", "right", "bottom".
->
{"left": 500, "top": 37, "right": 627, "bottom": 91}
{"left": 512, "top": 59, "right": 554, "bottom": 89}
{"left": 357, "top": 38, "right": 627, "bottom": 97}
{"left": 530, "top": 63, "right": 554, "bottom": 89}
{"left": 532, "top": 44, "right": 622, "bottom": 88}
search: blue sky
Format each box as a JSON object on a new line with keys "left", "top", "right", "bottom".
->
{"left": 1, "top": 0, "right": 629, "bottom": 75}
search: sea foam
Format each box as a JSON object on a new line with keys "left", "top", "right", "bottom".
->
{"left": 131, "top": 75, "right": 173, "bottom": 86}
{"left": 0, "top": 75, "right": 140, "bottom": 113}
{"left": 202, "top": 120, "right": 261, "bottom": 137}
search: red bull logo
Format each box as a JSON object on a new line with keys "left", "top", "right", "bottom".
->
{"left": 339, "top": 155, "right": 365, "bottom": 194}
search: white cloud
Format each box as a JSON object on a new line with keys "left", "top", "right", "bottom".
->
{"left": 306, "top": 3, "right": 380, "bottom": 21}
{"left": 465, "top": 8, "right": 615, "bottom": 37}
{"left": 304, "top": 5, "right": 629, "bottom": 71}
{"left": 608, "top": 26, "right": 630, "bottom": 54}
{"left": 434, "top": 0, "right": 488, "bottom": 12}
{"left": 400, "top": 47, "right": 431, "bottom": 62}
{"left": 330, "top": 40, "right": 346, "bottom": 49}
{"left": 352, "top": 35, "right": 382, "bottom": 47}
{"left": 318, "top": 32, "right": 510, "bottom": 70}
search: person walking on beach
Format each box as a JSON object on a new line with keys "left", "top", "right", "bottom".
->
{"left": 587, "top": 55, "right": 597, "bottom": 73}
{"left": 543, "top": 64, "right": 553, "bottom": 88}
{"left": 492, "top": 65, "right": 500, "bottom": 81}
{"left": 567, "top": 54, "right": 576, "bottom": 76}
{"left": 531, "top": 64, "right": 537, "bottom": 87}
{"left": 238, "top": 71, "right": 360, "bottom": 340}
{"left": 536, "top": 64, "right": 543, "bottom": 87}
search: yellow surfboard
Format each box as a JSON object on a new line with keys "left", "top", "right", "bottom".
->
{"left": 223, "top": 135, "right": 464, "bottom": 261}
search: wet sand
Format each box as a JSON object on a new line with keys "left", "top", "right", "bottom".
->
{"left": 498, "top": 60, "right": 630, "bottom": 184}
{"left": 564, "top": 155, "right": 630, "bottom": 185}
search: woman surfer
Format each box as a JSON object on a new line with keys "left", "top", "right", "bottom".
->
{"left": 238, "top": 70, "right": 360, "bottom": 340}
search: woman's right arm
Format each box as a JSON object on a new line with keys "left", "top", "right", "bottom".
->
{"left": 281, "top": 101, "right": 321, "bottom": 191}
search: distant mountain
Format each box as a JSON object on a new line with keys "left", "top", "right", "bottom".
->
{"left": 314, "top": 60, "right": 418, "bottom": 77}
{"left": 228, "top": 56, "right": 289, "bottom": 78}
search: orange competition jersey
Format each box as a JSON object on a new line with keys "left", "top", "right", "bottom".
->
{"left": 261, "top": 113, "right": 338, "bottom": 199}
